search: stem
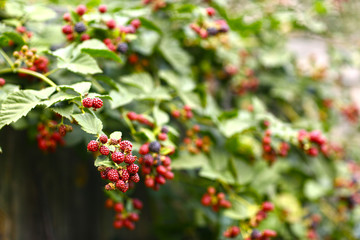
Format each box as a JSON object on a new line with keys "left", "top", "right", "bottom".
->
{"left": 44, "top": 68, "right": 59, "bottom": 77}
{"left": 0, "top": 49, "right": 14, "bottom": 68}
{"left": 0, "top": 67, "right": 59, "bottom": 89}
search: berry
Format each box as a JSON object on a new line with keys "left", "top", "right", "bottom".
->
{"left": 162, "top": 156, "right": 171, "bottom": 166}
{"left": 156, "top": 165, "right": 167, "bottom": 175}
{"left": 161, "top": 126, "right": 169, "bottom": 133}
{"left": 76, "top": 5, "right": 87, "bottom": 16}
{"left": 121, "top": 169, "right": 130, "bottom": 181}
{"left": 99, "top": 134, "right": 108, "bottom": 144}
{"left": 206, "top": 7, "right": 216, "bottom": 16}
{"left": 184, "top": 105, "right": 191, "bottom": 111}
{"left": 107, "top": 169, "right": 120, "bottom": 182}
{"left": 262, "top": 229, "right": 277, "bottom": 237}
{"left": 164, "top": 171, "right": 174, "bottom": 180}
{"left": 127, "top": 111, "right": 138, "bottom": 121}
{"left": 62, "top": 25, "right": 73, "bottom": 34}
{"left": 201, "top": 194, "right": 211, "bottom": 206}
{"left": 106, "top": 19, "right": 116, "bottom": 29}
{"left": 115, "top": 179, "right": 126, "bottom": 190}
{"left": 125, "top": 154, "right": 136, "bottom": 164}
{"left": 131, "top": 173, "right": 140, "bottom": 183}
{"left": 66, "top": 34, "right": 74, "bottom": 41}
{"left": 120, "top": 182, "right": 129, "bottom": 192}
{"left": 98, "top": 5, "right": 107, "bottom": 13}
{"left": 105, "top": 198, "right": 114, "bottom": 208}
{"left": 81, "top": 34, "right": 90, "bottom": 41}
{"left": 113, "top": 220, "right": 123, "bottom": 229}
{"left": 155, "top": 175, "right": 166, "bottom": 185}
{"left": 92, "top": 98, "right": 103, "bottom": 109}
{"left": 120, "top": 140, "right": 133, "bottom": 152}
{"left": 207, "top": 187, "right": 216, "bottom": 195}
{"left": 100, "top": 171, "right": 107, "bottom": 179}
{"left": 145, "top": 176, "right": 155, "bottom": 188}
{"left": 123, "top": 219, "right": 135, "bottom": 230}
{"left": 308, "top": 147, "right": 318, "bottom": 157}
{"left": 143, "top": 154, "right": 154, "bottom": 166}
{"left": 127, "top": 164, "right": 139, "bottom": 174}
{"left": 117, "top": 43, "right": 128, "bottom": 54}
{"left": 0, "top": 78, "right": 6, "bottom": 86}
{"left": 74, "top": 22, "right": 87, "bottom": 33}
{"left": 262, "top": 201, "right": 274, "bottom": 212}
{"left": 207, "top": 27, "right": 218, "bottom": 36}
{"left": 130, "top": 19, "right": 141, "bottom": 29}
{"left": 82, "top": 98, "right": 93, "bottom": 108}
{"left": 63, "top": 13, "right": 71, "bottom": 22}
{"left": 114, "top": 202, "right": 124, "bottom": 212}
{"left": 99, "top": 145, "right": 110, "bottom": 155}
{"left": 139, "top": 143, "right": 149, "bottom": 155}
{"left": 158, "top": 132, "right": 167, "bottom": 141}
{"left": 149, "top": 141, "right": 161, "bottom": 153}
{"left": 132, "top": 198, "right": 143, "bottom": 210}
{"left": 59, "top": 125, "right": 67, "bottom": 136}
{"left": 171, "top": 110, "right": 181, "bottom": 118}
{"left": 250, "top": 229, "right": 262, "bottom": 239}
{"left": 129, "top": 212, "right": 139, "bottom": 222}
{"left": 112, "top": 152, "right": 125, "bottom": 164}
{"left": 87, "top": 140, "right": 99, "bottom": 152}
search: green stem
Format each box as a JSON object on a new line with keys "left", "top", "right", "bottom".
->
{"left": 0, "top": 67, "right": 59, "bottom": 90}
{"left": 0, "top": 49, "right": 14, "bottom": 68}
{"left": 44, "top": 68, "right": 60, "bottom": 77}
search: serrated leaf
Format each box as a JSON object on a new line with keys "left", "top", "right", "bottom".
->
{"left": 72, "top": 113, "right": 103, "bottom": 135}
{"left": 0, "top": 90, "right": 40, "bottom": 129}
{"left": 59, "top": 82, "right": 92, "bottom": 95}
{"left": 120, "top": 73, "right": 153, "bottom": 93}
{"left": 110, "top": 131, "right": 122, "bottom": 140}
{"left": 50, "top": 104, "right": 74, "bottom": 120}
{"left": 132, "top": 30, "right": 160, "bottom": 56}
{"left": 24, "top": 87, "right": 55, "bottom": 100}
{"left": 159, "top": 37, "right": 191, "bottom": 74}
{"left": 42, "top": 91, "right": 79, "bottom": 107}
{"left": 109, "top": 86, "right": 136, "bottom": 109}
{"left": 94, "top": 155, "right": 115, "bottom": 168}
{"left": 78, "top": 39, "right": 122, "bottom": 63}
{"left": 138, "top": 17, "right": 162, "bottom": 34}
{"left": 57, "top": 52, "right": 102, "bottom": 75}
{"left": 153, "top": 106, "right": 169, "bottom": 126}
{"left": 223, "top": 197, "right": 258, "bottom": 220}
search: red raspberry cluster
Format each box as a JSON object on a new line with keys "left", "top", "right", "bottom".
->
{"left": 261, "top": 129, "right": 290, "bottom": 164}
{"left": 0, "top": 78, "right": 6, "bottom": 87}
{"left": 341, "top": 103, "right": 359, "bottom": 124}
{"left": 298, "top": 129, "right": 328, "bottom": 157}
{"left": 250, "top": 202, "right": 274, "bottom": 227}
{"left": 82, "top": 97, "right": 103, "bottom": 110}
{"left": 87, "top": 136, "right": 139, "bottom": 193}
{"left": 171, "top": 105, "right": 193, "bottom": 120}
{"left": 105, "top": 198, "right": 142, "bottom": 230}
{"left": 142, "top": 0, "right": 166, "bottom": 10}
{"left": 183, "top": 125, "right": 211, "bottom": 154}
{"left": 306, "top": 214, "right": 321, "bottom": 240}
{"left": 126, "top": 111, "right": 154, "bottom": 128}
{"left": 15, "top": 26, "right": 33, "bottom": 40}
{"left": 223, "top": 226, "right": 241, "bottom": 238}
{"left": 244, "top": 229, "right": 277, "bottom": 240}
{"left": 36, "top": 121, "right": 66, "bottom": 152}
{"left": 61, "top": 5, "right": 91, "bottom": 42}
{"left": 200, "top": 187, "right": 232, "bottom": 211}
{"left": 138, "top": 141, "right": 175, "bottom": 191}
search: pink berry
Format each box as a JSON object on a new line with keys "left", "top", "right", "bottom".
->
{"left": 98, "top": 5, "right": 107, "bottom": 13}
{"left": 63, "top": 13, "right": 71, "bottom": 22}
{"left": 130, "top": 19, "right": 141, "bottom": 29}
{"left": 206, "top": 7, "right": 216, "bottom": 17}
{"left": 0, "top": 78, "right": 5, "bottom": 86}
{"left": 106, "top": 19, "right": 116, "bottom": 29}
{"left": 107, "top": 169, "right": 120, "bottom": 182}
{"left": 99, "top": 145, "right": 110, "bottom": 155}
{"left": 76, "top": 5, "right": 87, "bottom": 16}
{"left": 62, "top": 25, "right": 73, "bottom": 34}
{"left": 99, "top": 134, "right": 108, "bottom": 144}
{"left": 92, "top": 98, "right": 103, "bottom": 109}
{"left": 82, "top": 97, "right": 93, "bottom": 108}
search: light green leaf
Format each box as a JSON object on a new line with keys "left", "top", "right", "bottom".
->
{"left": 304, "top": 180, "right": 328, "bottom": 200}
{"left": 59, "top": 82, "right": 92, "bottom": 95}
{"left": 223, "top": 197, "right": 258, "bottom": 220}
{"left": 153, "top": 106, "right": 169, "bottom": 126}
{"left": 78, "top": 39, "right": 122, "bottom": 62}
{"left": 159, "top": 37, "right": 191, "bottom": 74}
{"left": 57, "top": 52, "right": 102, "bottom": 75}
{"left": 94, "top": 155, "right": 115, "bottom": 168}
{"left": 50, "top": 104, "right": 74, "bottom": 120}
{"left": 24, "top": 87, "right": 55, "bottom": 100}
{"left": 25, "top": 5, "right": 56, "bottom": 21}
{"left": 42, "top": 91, "right": 79, "bottom": 107}
{"left": 132, "top": 30, "right": 160, "bottom": 56}
{"left": 109, "top": 86, "right": 136, "bottom": 109}
{"left": 110, "top": 131, "right": 122, "bottom": 141}
{"left": 172, "top": 152, "right": 208, "bottom": 170}
{"left": 120, "top": 73, "right": 153, "bottom": 93}
{"left": 72, "top": 113, "right": 103, "bottom": 135}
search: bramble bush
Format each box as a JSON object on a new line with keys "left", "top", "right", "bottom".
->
{"left": 1, "top": 0, "right": 360, "bottom": 239}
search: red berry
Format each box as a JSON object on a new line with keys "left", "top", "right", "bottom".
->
{"left": 16, "top": 26, "right": 26, "bottom": 33}
{"left": 185, "top": 110, "right": 193, "bottom": 119}
{"left": 114, "top": 202, "right": 124, "bottom": 212}
{"left": 127, "top": 164, "right": 139, "bottom": 174}
{"left": 171, "top": 110, "right": 181, "bottom": 118}
{"left": 121, "top": 169, "right": 130, "bottom": 181}
{"left": 82, "top": 97, "right": 93, "bottom": 108}
{"left": 112, "top": 152, "right": 125, "bottom": 164}
{"left": 133, "top": 199, "right": 143, "bottom": 210}
{"left": 98, "top": 5, "right": 107, "bottom": 13}
{"left": 92, "top": 98, "right": 103, "bottom": 109}
{"left": 99, "top": 134, "right": 108, "bottom": 144}
{"left": 219, "top": 199, "right": 231, "bottom": 208}
{"left": 100, "top": 171, "right": 107, "bottom": 179}
{"left": 87, "top": 140, "right": 99, "bottom": 152}
{"left": 125, "top": 154, "right": 136, "bottom": 164}
{"left": 156, "top": 165, "right": 167, "bottom": 175}
{"left": 130, "top": 19, "right": 141, "bottom": 29}
{"left": 201, "top": 194, "right": 211, "bottom": 206}
{"left": 262, "top": 136, "right": 271, "bottom": 145}
{"left": 183, "top": 105, "right": 191, "bottom": 111}
{"left": 106, "top": 19, "right": 116, "bottom": 29}
{"left": 105, "top": 198, "right": 114, "bottom": 208}
{"left": 231, "top": 226, "right": 241, "bottom": 237}
{"left": 261, "top": 201, "right": 274, "bottom": 212}
{"left": 120, "top": 182, "right": 129, "bottom": 192}
{"left": 158, "top": 132, "right": 167, "bottom": 141}
{"left": 80, "top": 34, "right": 90, "bottom": 41}
{"left": 217, "top": 192, "right": 225, "bottom": 200}
{"left": 115, "top": 179, "right": 126, "bottom": 190}
{"left": 164, "top": 171, "right": 174, "bottom": 180}
{"left": 107, "top": 169, "right": 120, "bottom": 182}
{"left": 127, "top": 111, "right": 138, "bottom": 121}
{"left": 123, "top": 219, "right": 135, "bottom": 230}
{"left": 308, "top": 147, "right": 318, "bottom": 157}
{"left": 262, "top": 229, "right": 277, "bottom": 237}
{"left": 63, "top": 13, "right": 71, "bottom": 22}
{"left": 145, "top": 176, "right": 155, "bottom": 188}
{"left": 113, "top": 220, "right": 123, "bottom": 229}
{"left": 139, "top": 143, "right": 149, "bottom": 155}
{"left": 131, "top": 173, "right": 140, "bottom": 183}
{"left": 142, "top": 166, "right": 151, "bottom": 175}
{"left": 62, "top": 25, "right": 73, "bottom": 34}
{"left": 206, "top": 7, "right": 216, "bottom": 16}
{"left": 207, "top": 186, "right": 216, "bottom": 195}
{"left": 76, "top": 5, "right": 87, "bottom": 16}
{"left": 99, "top": 145, "right": 110, "bottom": 155}
{"left": 129, "top": 212, "right": 139, "bottom": 222}
{"left": 120, "top": 140, "right": 133, "bottom": 152}
{"left": 0, "top": 78, "right": 6, "bottom": 86}
{"left": 155, "top": 175, "right": 166, "bottom": 185}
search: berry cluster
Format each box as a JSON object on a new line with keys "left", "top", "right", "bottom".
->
{"left": 244, "top": 229, "right": 277, "bottom": 240}
{"left": 306, "top": 214, "right": 321, "bottom": 240}
{"left": 82, "top": 97, "right": 103, "bottom": 110}
{"left": 298, "top": 129, "right": 328, "bottom": 157}
{"left": 233, "top": 69, "right": 259, "bottom": 95}
{"left": 0, "top": 78, "right": 6, "bottom": 87}
{"left": 13, "top": 46, "right": 49, "bottom": 79}
{"left": 200, "top": 187, "right": 232, "bottom": 211}
{"left": 105, "top": 198, "right": 143, "bottom": 230}
{"left": 183, "top": 125, "right": 211, "bottom": 154}
{"left": 250, "top": 202, "right": 274, "bottom": 227}
{"left": 171, "top": 105, "right": 193, "bottom": 120}
{"left": 142, "top": 0, "right": 166, "bottom": 10}
{"left": 138, "top": 141, "right": 174, "bottom": 191}
{"left": 223, "top": 226, "right": 241, "bottom": 238}
{"left": 15, "top": 26, "right": 33, "bottom": 40}
{"left": 36, "top": 121, "right": 66, "bottom": 152}
{"left": 261, "top": 129, "right": 290, "bottom": 164}
{"left": 62, "top": 5, "right": 91, "bottom": 42}
{"left": 126, "top": 111, "right": 154, "bottom": 128}
{"left": 87, "top": 136, "right": 139, "bottom": 193}
{"left": 341, "top": 103, "right": 359, "bottom": 124}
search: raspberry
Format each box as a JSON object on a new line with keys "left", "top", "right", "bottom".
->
{"left": 115, "top": 179, "right": 126, "bottom": 190}
{"left": 201, "top": 194, "right": 211, "bottom": 206}
{"left": 112, "top": 152, "right": 125, "bottom": 164}
{"left": 261, "top": 201, "right": 274, "bottom": 212}
{"left": 158, "top": 132, "right": 167, "bottom": 141}
{"left": 120, "top": 182, "right": 129, "bottom": 192}
{"left": 87, "top": 140, "right": 99, "bottom": 152}
{"left": 92, "top": 98, "right": 103, "bottom": 109}
{"left": 123, "top": 219, "right": 135, "bottom": 230}
{"left": 161, "top": 126, "right": 169, "bottom": 133}
{"left": 219, "top": 199, "right": 231, "bottom": 208}
{"left": 127, "top": 164, "right": 139, "bottom": 174}
{"left": 117, "top": 43, "right": 128, "bottom": 54}
{"left": 139, "top": 143, "right": 149, "bottom": 155}
{"left": 183, "top": 105, "right": 191, "bottom": 111}
{"left": 206, "top": 7, "right": 216, "bottom": 16}
{"left": 114, "top": 202, "right": 124, "bottom": 212}
{"left": 250, "top": 229, "right": 262, "bottom": 239}
{"left": 142, "top": 166, "right": 151, "bottom": 175}
{"left": 162, "top": 156, "right": 171, "bottom": 166}
{"left": 185, "top": 110, "right": 193, "bottom": 119}
{"left": 107, "top": 169, "right": 120, "bottom": 182}
{"left": 164, "top": 171, "right": 174, "bottom": 180}
{"left": 105, "top": 198, "right": 114, "bottom": 208}
{"left": 129, "top": 212, "right": 139, "bottom": 222}
{"left": 63, "top": 13, "right": 71, "bottom": 22}
{"left": 58, "top": 125, "right": 67, "bottom": 136}
{"left": 99, "top": 134, "right": 108, "bottom": 144}
{"left": 81, "top": 34, "right": 90, "bottom": 41}
{"left": 82, "top": 97, "right": 93, "bottom": 108}
{"left": 207, "top": 27, "right": 218, "bottom": 36}
{"left": 106, "top": 19, "right": 116, "bottom": 29}
{"left": 125, "top": 154, "right": 136, "bottom": 164}
{"left": 99, "top": 145, "right": 110, "bottom": 155}
{"left": 130, "top": 19, "right": 141, "bottom": 29}
{"left": 113, "top": 220, "right": 123, "bottom": 229}
{"left": 149, "top": 141, "right": 161, "bottom": 153}
{"left": 100, "top": 171, "right": 107, "bottom": 179}
{"left": 156, "top": 165, "right": 167, "bottom": 175}
{"left": 262, "top": 229, "right": 277, "bottom": 237}
{"left": 307, "top": 147, "right": 318, "bottom": 157}
{"left": 171, "top": 110, "right": 181, "bottom": 118}
{"left": 155, "top": 175, "right": 166, "bottom": 185}
{"left": 62, "top": 25, "right": 73, "bottom": 34}
{"left": 98, "top": 5, "right": 107, "bottom": 13}
{"left": 120, "top": 140, "right": 133, "bottom": 152}
{"left": 132, "top": 198, "right": 143, "bottom": 210}
{"left": 127, "top": 111, "right": 138, "bottom": 121}
{"left": 130, "top": 173, "right": 140, "bottom": 183}
{"left": 76, "top": 5, "right": 87, "bottom": 16}
{"left": 121, "top": 169, "right": 130, "bottom": 181}
{"left": 145, "top": 176, "right": 155, "bottom": 188}
{"left": 74, "top": 22, "right": 87, "bottom": 33}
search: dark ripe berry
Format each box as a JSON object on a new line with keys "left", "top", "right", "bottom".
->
{"left": 0, "top": 78, "right": 6, "bottom": 87}
{"left": 113, "top": 220, "right": 123, "bottom": 229}
{"left": 262, "top": 229, "right": 277, "bottom": 237}
{"left": 100, "top": 171, "right": 107, "bottom": 179}
{"left": 149, "top": 141, "right": 161, "bottom": 153}
{"left": 120, "top": 140, "right": 133, "bottom": 152}
{"left": 156, "top": 165, "right": 167, "bottom": 175}
{"left": 161, "top": 126, "right": 169, "bottom": 134}
{"left": 98, "top": 5, "right": 107, "bottom": 13}
{"left": 106, "top": 19, "right": 116, "bottom": 29}
{"left": 117, "top": 43, "right": 128, "bottom": 54}
{"left": 74, "top": 22, "right": 87, "bottom": 33}
{"left": 120, "top": 182, "right": 129, "bottom": 192}
{"left": 76, "top": 5, "right": 87, "bottom": 16}
{"left": 201, "top": 194, "right": 212, "bottom": 206}
{"left": 107, "top": 169, "right": 120, "bottom": 182}
{"left": 99, "top": 134, "right": 108, "bottom": 144}
{"left": 164, "top": 171, "right": 174, "bottom": 180}
{"left": 81, "top": 34, "right": 90, "bottom": 41}
{"left": 82, "top": 97, "right": 93, "bottom": 108}
{"left": 99, "top": 145, "right": 110, "bottom": 155}
{"left": 92, "top": 98, "right": 103, "bottom": 109}
{"left": 121, "top": 169, "right": 130, "bottom": 181}
{"left": 145, "top": 176, "right": 155, "bottom": 188}
{"left": 132, "top": 198, "right": 143, "bottom": 210}
{"left": 130, "top": 173, "right": 140, "bottom": 183}
{"left": 115, "top": 179, "right": 126, "bottom": 190}
{"left": 127, "top": 111, "right": 138, "bottom": 121}
{"left": 155, "top": 175, "right": 166, "bottom": 185}
{"left": 129, "top": 212, "right": 139, "bottom": 222}
{"left": 127, "top": 164, "right": 139, "bottom": 174}
{"left": 123, "top": 219, "right": 135, "bottom": 230}
{"left": 113, "top": 202, "right": 124, "bottom": 212}
{"left": 261, "top": 201, "right": 274, "bottom": 212}
{"left": 139, "top": 143, "right": 149, "bottom": 155}
{"left": 230, "top": 226, "right": 241, "bottom": 237}
{"left": 59, "top": 125, "right": 67, "bottom": 137}
{"left": 250, "top": 229, "right": 262, "bottom": 239}
{"left": 63, "top": 13, "right": 71, "bottom": 22}
{"left": 218, "top": 23, "right": 229, "bottom": 33}
{"left": 207, "top": 27, "right": 218, "bottom": 36}
{"left": 130, "top": 19, "right": 141, "bottom": 29}
{"left": 62, "top": 25, "right": 73, "bottom": 34}
{"left": 158, "top": 132, "right": 167, "bottom": 141}
{"left": 87, "top": 140, "right": 99, "bottom": 152}
{"left": 125, "top": 154, "right": 136, "bottom": 164}
{"left": 112, "top": 152, "right": 125, "bottom": 164}
{"left": 206, "top": 7, "right": 216, "bottom": 16}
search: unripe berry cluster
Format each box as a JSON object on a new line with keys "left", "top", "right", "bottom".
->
{"left": 171, "top": 105, "right": 193, "bottom": 120}
{"left": 261, "top": 129, "right": 290, "bottom": 164}
{"left": 36, "top": 121, "right": 66, "bottom": 153}
{"left": 138, "top": 141, "right": 175, "bottom": 191}
{"left": 298, "top": 129, "right": 328, "bottom": 157}
{"left": 105, "top": 198, "right": 142, "bottom": 230}
{"left": 190, "top": 9, "right": 229, "bottom": 39}
{"left": 142, "top": 0, "right": 166, "bottom": 11}
{"left": 341, "top": 103, "right": 359, "bottom": 124}
{"left": 244, "top": 229, "right": 277, "bottom": 240}
{"left": 126, "top": 111, "right": 154, "bottom": 127}
{"left": 200, "top": 187, "right": 232, "bottom": 211}
{"left": 183, "top": 125, "right": 211, "bottom": 154}
{"left": 250, "top": 201, "right": 274, "bottom": 227}
{"left": 82, "top": 97, "right": 103, "bottom": 110}
{"left": 15, "top": 26, "right": 33, "bottom": 40}
{"left": 13, "top": 45, "right": 48, "bottom": 73}
{"left": 223, "top": 226, "right": 241, "bottom": 238}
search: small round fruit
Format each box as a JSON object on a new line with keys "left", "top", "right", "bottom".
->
{"left": 82, "top": 97, "right": 93, "bottom": 108}
{"left": 149, "top": 141, "right": 161, "bottom": 153}
{"left": 87, "top": 140, "right": 99, "bottom": 152}
{"left": 76, "top": 5, "right": 87, "bottom": 16}
{"left": 112, "top": 152, "right": 125, "bottom": 164}
{"left": 117, "top": 43, "right": 128, "bottom": 54}
{"left": 92, "top": 98, "right": 103, "bottom": 109}
{"left": 74, "top": 22, "right": 87, "bottom": 33}
{"left": 0, "top": 78, "right": 6, "bottom": 86}
{"left": 107, "top": 169, "right": 120, "bottom": 182}
{"left": 98, "top": 5, "right": 107, "bottom": 13}
{"left": 99, "top": 134, "right": 108, "bottom": 144}
{"left": 99, "top": 145, "right": 110, "bottom": 155}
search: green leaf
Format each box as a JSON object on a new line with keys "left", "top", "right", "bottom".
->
{"left": 1, "top": 32, "right": 25, "bottom": 46}
{"left": 219, "top": 111, "right": 253, "bottom": 137}
{"left": 57, "top": 52, "right": 102, "bottom": 75}
{"left": 72, "top": 113, "right": 103, "bottom": 135}
{"left": 78, "top": 39, "right": 122, "bottom": 63}
{"left": 172, "top": 152, "right": 208, "bottom": 170}
{"left": 132, "top": 30, "right": 160, "bottom": 56}
{"left": 153, "top": 106, "right": 169, "bottom": 126}
{"left": 24, "top": 87, "right": 56, "bottom": 100}
{"left": 94, "top": 155, "right": 115, "bottom": 168}
{"left": 159, "top": 70, "right": 195, "bottom": 92}
{"left": 159, "top": 37, "right": 191, "bottom": 74}
{"left": 110, "top": 131, "right": 122, "bottom": 140}
{"left": 42, "top": 91, "right": 79, "bottom": 107}
{"left": 304, "top": 180, "right": 328, "bottom": 200}
{"left": 25, "top": 5, "right": 56, "bottom": 21}
{"left": 223, "top": 197, "right": 258, "bottom": 220}
{"left": 50, "top": 104, "right": 74, "bottom": 120}
{"left": 0, "top": 90, "right": 40, "bottom": 129}
{"left": 120, "top": 73, "right": 153, "bottom": 93}
{"left": 138, "top": 17, "right": 162, "bottom": 34}
{"left": 59, "top": 82, "right": 92, "bottom": 95}
{"left": 109, "top": 86, "right": 136, "bottom": 109}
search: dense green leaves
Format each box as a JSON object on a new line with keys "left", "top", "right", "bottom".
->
{"left": 72, "top": 113, "right": 103, "bottom": 135}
